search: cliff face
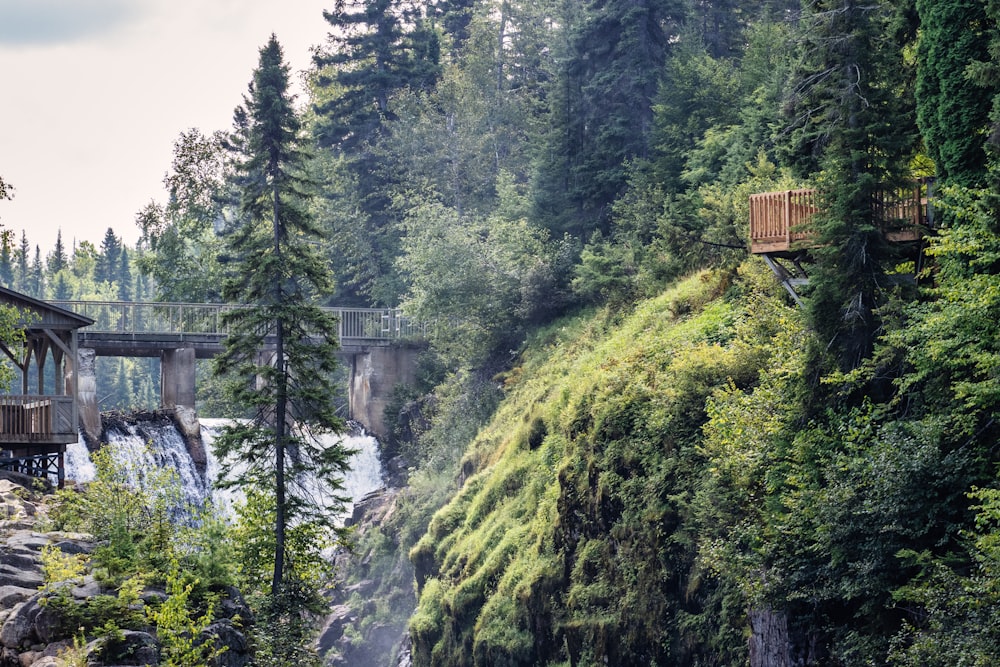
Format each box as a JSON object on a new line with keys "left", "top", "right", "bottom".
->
{"left": 406, "top": 268, "right": 778, "bottom": 666}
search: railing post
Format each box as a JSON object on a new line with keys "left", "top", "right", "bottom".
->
{"left": 784, "top": 190, "right": 791, "bottom": 247}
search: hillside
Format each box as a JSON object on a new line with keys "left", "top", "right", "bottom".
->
{"left": 398, "top": 257, "right": 1000, "bottom": 666}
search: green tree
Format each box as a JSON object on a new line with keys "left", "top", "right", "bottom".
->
{"left": 0, "top": 233, "right": 14, "bottom": 288}
{"left": 916, "top": 0, "right": 995, "bottom": 187}
{"left": 212, "top": 36, "right": 352, "bottom": 630}
{"left": 312, "top": 0, "right": 442, "bottom": 304}
{"left": 15, "top": 231, "right": 28, "bottom": 293}
{"left": 95, "top": 228, "right": 122, "bottom": 286}
{"left": 533, "top": 0, "right": 682, "bottom": 237}
{"left": 781, "top": 0, "right": 918, "bottom": 371}
{"left": 47, "top": 229, "right": 68, "bottom": 275}
{"left": 117, "top": 247, "right": 131, "bottom": 301}
{"left": 29, "top": 245, "right": 43, "bottom": 298}
{"left": 397, "top": 198, "right": 560, "bottom": 365}
{"left": 136, "top": 129, "right": 228, "bottom": 302}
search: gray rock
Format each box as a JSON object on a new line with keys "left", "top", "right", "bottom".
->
{"left": 203, "top": 619, "right": 250, "bottom": 667}
{"left": 316, "top": 603, "right": 355, "bottom": 654}
{"left": 27, "top": 656, "right": 59, "bottom": 667}
{"left": 0, "top": 567, "right": 43, "bottom": 590}
{"left": 0, "top": 587, "right": 37, "bottom": 609}
{"left": 49, "top": 541, "right": 92, "bottom": 556}
{"left": 32, "top": 602, "right": 64, "bottom": 645}
{"left": 94, "top": 630, "right": 159, "bottom": 666}
{"left": 1, "top": 599, "right": 36, "bottom": 648}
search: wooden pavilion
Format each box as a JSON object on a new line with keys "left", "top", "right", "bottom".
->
{"left": 0, "top": 286, "right": 93, "bottom": 487}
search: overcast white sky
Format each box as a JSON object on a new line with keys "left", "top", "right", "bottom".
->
{"left": 0, "top": 0, "right": 331, "bottom": 254}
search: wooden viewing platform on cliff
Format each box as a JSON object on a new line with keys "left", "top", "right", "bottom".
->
{"left": 748, "top": 180, "right": 935, "bottom": 305}
{"left": 749, "top": 180, "right": 934, "bottom": 255}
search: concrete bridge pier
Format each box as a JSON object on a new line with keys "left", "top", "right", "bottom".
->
{"left": 76, "top": 347, "right": 203, "bottom": 460}
{"left": 347, "top": 345, "right": 422, "bottom": 441}
{"left": 76, "top": 348, "right": 101, "bottom": 445}
{"left": 161, "top": 348, "right": 204, "bottom": 466}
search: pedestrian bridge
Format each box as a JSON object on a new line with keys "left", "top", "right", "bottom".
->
{"left": 53, "top": 301, "right": 428, "bottom": 356}
{"left": 50, "top": 300, "right": 426, "bottom": 449}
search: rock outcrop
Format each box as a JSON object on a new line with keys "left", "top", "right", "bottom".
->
{"left": 318, "top": 486, "right": 417, "bottom": 667}
{"left": 0, "top": 478, "right": 251, "bottom": 667}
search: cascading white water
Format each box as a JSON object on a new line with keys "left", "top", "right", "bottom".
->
{"left": 65, "top": 418, "right": 386, "bottom": 522}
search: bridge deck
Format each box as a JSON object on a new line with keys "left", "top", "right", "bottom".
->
{"left": 55, "top": 302, "right": 427, "bottom": 356}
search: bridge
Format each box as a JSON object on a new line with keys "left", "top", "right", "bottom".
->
{"left": 53, "top": 301, "right": 428, "bottom": 356}
{"left": 46, "top": 300, "right": 427, "bottom": 453}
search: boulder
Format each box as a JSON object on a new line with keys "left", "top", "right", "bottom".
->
{"left": 0, "top": 588, "right": 37, "bottom": 610}
{"left": 1, "top": 600, "right": 37, "bottom": 649}
{"left": 316, "top": 604, "right": 355, "bottom": 655}
{"left": 202, "top": 619, "right": 250, "bottom": 667}
{"left": 94, "top": 630, "right": 159, "bottom": 666}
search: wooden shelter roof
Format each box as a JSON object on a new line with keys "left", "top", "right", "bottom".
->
{"left": 0, "top": 286, "right": 93, "bottom": 332}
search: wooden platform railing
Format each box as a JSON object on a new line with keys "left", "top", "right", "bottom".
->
{"left": 0, "top": 396, "right": 75, "bottom": 442}
{"left": 749, "top": 189, "right": 817, "bottom": 254}
{"left": 749, "top": 180, "right": 934, "bottom": 254}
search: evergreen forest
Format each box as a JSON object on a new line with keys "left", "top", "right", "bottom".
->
{"left": 4, "top": 0, "right": 1000, "bottom": 664}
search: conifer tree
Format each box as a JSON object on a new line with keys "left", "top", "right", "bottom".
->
{"left": 15, "top": 232, "right": 28, "bottom": 293}
{"left": 533, "top": 0, "right": 682, "bottom": 237}
{"left": 212, "top": 36, "right": 351, "bottom": 647}
{"left": 47, "top": 230, "right": 67, "bottom": 276}
{"left": 117, "top": 247, "right": 132, "bottom": 301}
{"left": 781, "top": 0, "right": 918, "bottom": 370}
{"left": 29, "top": 245, "right": 43, "bottom": 298}
{"left": 916, "top": 0, "right": 994, "bottom": 188}
{"left": 0, "top": 234, "right": 13, "bottom": 288}
{"left": 95, "top": 228, "right": 122, "bottom": 285}
{"left": 312, "top": 0, "right": 442, "bottom": 304}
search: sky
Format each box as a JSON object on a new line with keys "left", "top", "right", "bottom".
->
{"left": 0, "top": 0, "right": 332, "bottom": 254}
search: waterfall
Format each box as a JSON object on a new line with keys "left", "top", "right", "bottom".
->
{"left": 65, "top": 417, "right": 386, "bottom": 522}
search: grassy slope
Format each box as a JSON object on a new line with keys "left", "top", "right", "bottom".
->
{"left": 408, "top": 263, "right": 803, "bottom": 666}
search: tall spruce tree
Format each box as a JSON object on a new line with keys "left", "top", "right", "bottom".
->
{"left": 95, "top": 228, "right": 122, "bottom": 286}
{"left": 47, "top": 230, "right": 67, "bottom": 276}
{"left": 212, "top": 36, "right": 351, "bottom": 653}
{"left": 0, "top": 234, "right": 13, "bottom": 288}
{"left": 312, "top": 0, "right": 442, "bottom": 304}
{"left": 533, "top": 0, "right": 682, "bottom": 237}
{"left": 916, "top": 0, "right": 994, "bottom": 188}
{"left": 15, "top": 231, "right": 28, "bottom": 293}
{"left": 782, "top": 0, "right": 917, "bottom": 371}
{"left": 29, "top": 246, "right": 43, "bottom": 298}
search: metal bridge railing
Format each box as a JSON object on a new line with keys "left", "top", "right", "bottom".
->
{"left": 53, "top": 301, "right": 428, "bottom": 343}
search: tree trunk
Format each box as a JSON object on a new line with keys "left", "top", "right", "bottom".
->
{"left": 749, "top": 607, "right": 792, "bottom": 667}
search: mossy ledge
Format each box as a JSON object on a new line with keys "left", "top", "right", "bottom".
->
{"left": 408, "top": 264, "right": 797, "bottom": 666}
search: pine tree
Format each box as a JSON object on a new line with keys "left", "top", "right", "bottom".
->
{"left": 0, "top": 234, "right": 14, "bottom": 288}
{"left": 29, "top": 246, "right": 44, "bottom": 298}
{"left": 212, "top": 35, "right": 351, "bottom": 629}
{"left": 15, "top": 232, "right": 28, "bottom": 293}
{"left": 781, "top": 0, "right": 918, "bottom": 371}
{"left": 47, "top": 230, "right": 67, "bottom": 276}
{"left": 95, "top": 228, "right": 122, "bottom": 285}
{"left": 116, "top": 248, "right": 132, "bottom": 301}
{"left": 533, "top": 0, "right": 682, "bottom": 237}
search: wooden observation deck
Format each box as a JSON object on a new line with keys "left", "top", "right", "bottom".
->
{"left": 749, "top": 180, "right": 934, "bottom": 255}
{"left": 748, "top": 180, "right": 934, "bottom": 303}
